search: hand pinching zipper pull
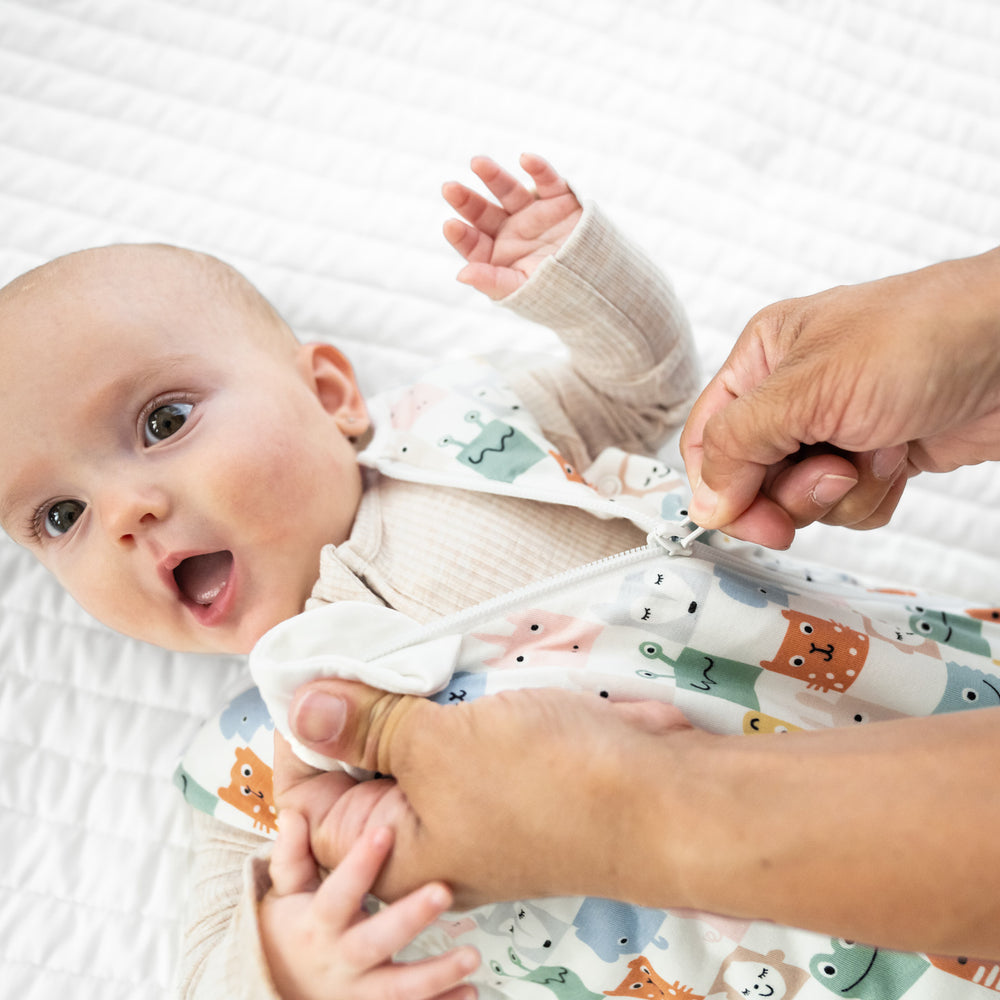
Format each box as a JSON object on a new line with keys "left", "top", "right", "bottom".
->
{"left": 649, "top": 520, "right": 707, "bottom": 557}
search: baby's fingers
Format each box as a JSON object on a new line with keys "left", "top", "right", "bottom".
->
{"left": 269, "top": 808, "right": 321, "bottom": 896}
{"left": 442, "top": 180, "right": 508, "bottom": 239}
{"left": 442, "top": 217, "right": 494, "bottom": 264}
{"left": 313, "top": 825, "right": 396, "bottom": 930}
{"left": 337, "top": 879, "right": 456, "bottom": 966}
{"left": 518, "top": 152, "right": 572, "bottom": 200}
{"left": 365, "top": 948, "right": 481, "bottom": 1000}
{"left": 469, "top": 155, "right": 534, "bottom": 215}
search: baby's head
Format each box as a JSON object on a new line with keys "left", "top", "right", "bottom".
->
{"left": 0, "top": 244, "right": 369, "bottom": 654}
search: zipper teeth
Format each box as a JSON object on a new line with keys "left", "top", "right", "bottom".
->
{"left": 366, "top": 541, "right": 660, "bottom": 661}
{"left": 368, "top": 532, "right": 932, "bottom": 663}
{"left": 697, "top": 537, "right": 929, "bottom": 604}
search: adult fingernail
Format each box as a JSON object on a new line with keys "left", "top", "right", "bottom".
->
{"left": 293, "top": 691, "right": 346, "bottom": 744}
{"left": 811, "top": 473, "right": 857, "bottom": 507}
{"left": 688, "top": 481, "right": 718, "bottom": 524}
{"left": 872, "top": 445, "right": 906, "bottom": 480}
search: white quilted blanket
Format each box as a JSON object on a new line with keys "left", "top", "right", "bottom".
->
{"left": 2, "top": 2, "right": 999, "bottom": 996}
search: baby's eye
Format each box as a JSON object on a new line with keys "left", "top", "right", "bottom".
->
{"left": 144, "top": 402, "right": 193, "bottom": 445}
{"left": 41, "top": 499, "right": 86, "bottom": 537}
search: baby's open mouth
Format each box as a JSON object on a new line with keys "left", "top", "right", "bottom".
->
{"left": 173, "top": 551, "right": 234, "bottom": 606}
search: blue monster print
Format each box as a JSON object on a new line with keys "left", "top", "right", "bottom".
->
{"left": 934, "top": 660, "right": 1000, "bottom": 713}
{"left": 430, "top": 670, "right": 488, "bottom": 705}
{"left": 220, "top": 687, "right": 273, "bottom": 740}
{"left": 714, "top": 563, "right": 791, "bottom": 609}
{"left": 659, "top": 493, "right": 690, "bottom": 522}
{"left": 908, "top": 606, "right": 991, "bottom": 657}
{"left": 438, "top": 410, "right": 545, "bottom": 483}
{"left": 571, "top": 897, "right": 668, "bottom": 963}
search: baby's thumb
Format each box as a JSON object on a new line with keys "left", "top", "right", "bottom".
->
{"left": 288, "top": 678, "right": 419, "bottom": 776}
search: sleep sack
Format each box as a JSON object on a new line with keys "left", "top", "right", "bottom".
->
{"left": 177, "top": 357, "right": 1000, "bottom": 1000}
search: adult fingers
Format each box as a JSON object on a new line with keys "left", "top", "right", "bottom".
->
{"left": 289, "top": 679, "right": 427, "bottom": 778}
{"left": 763, "top": 444, "right": 908, "bottom": 530}
{"left": 681, "top": 377, "right": 779, "bottom": 531}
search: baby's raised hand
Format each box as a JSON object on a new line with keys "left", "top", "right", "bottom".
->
{"left": 259, "top": 810, "right": 479, "bottom": 1000}
{"left": 443, "top": 153, "right": 582, "bottom": 299}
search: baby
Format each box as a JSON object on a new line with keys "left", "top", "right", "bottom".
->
{"left": 0, "top": 155, "right": 698, "bottom": 999}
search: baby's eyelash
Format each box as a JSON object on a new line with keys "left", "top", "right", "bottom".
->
{"left": 25, "top": 506, "right": 47, "bottom": 543}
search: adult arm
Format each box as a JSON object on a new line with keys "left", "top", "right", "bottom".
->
{"left": 283, "top": 679, "right": 1000, "bottom": 961}
{"left": 682, "top": 246, "right": 1000, "bottom": 547}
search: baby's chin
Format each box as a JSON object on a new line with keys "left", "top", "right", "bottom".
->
{"left": 118, "top": 620, "right": 258, "bottom": 657}
{"left": 110, "top": 590, "right": 308, "bottom": 657}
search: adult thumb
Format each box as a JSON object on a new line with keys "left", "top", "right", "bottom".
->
{"left": 686, "top": 363, "right": 816, "bottom": 532}
{"left": 287, "top": 678, "right": 421, "bottom": 776}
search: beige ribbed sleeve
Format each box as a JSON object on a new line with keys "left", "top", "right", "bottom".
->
{"left": 502, "top": 200, "right": 697, "bottom": 470}
{"left": 175, "top": 811, "right": 277, "bottom": 999}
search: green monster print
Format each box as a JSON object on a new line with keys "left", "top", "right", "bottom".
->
{"left": 173, "top": 763, "right": 218, "bottom": 815}
{"left": 438, "top": 410, "right": 546, "bottom": 482}
{"left": 490, "top": 948, "right": 603, "bottom": 999}
{"left": 639, "top": 642, "right": 762, "bottom": 710}
{"left": 908, "top": 606, "right": 991, "bottom": 658}
{"left": 810, "top": 940, "right": 929, "bottom": 999}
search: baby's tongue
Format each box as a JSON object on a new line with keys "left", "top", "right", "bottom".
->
{"left": 174, "top": 551, "right": 233, "bottom": 606}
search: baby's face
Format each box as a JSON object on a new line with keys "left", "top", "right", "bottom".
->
{"left": 0, "top": 246, "right": 368, "bottom": 654}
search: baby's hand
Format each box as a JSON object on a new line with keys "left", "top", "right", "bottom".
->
{"left": 443, "top": 153, "right": 582, "bottom": 299}
{"left": 259, "top": 810, "right": 479, "bottom": 1000}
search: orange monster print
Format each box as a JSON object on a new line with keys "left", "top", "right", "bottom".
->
{"left": 761, "top": 610, "right": 868, "bottom": 692}
{"left": 218, "top": 745, "right": 278, "bottom": 833}
{"left": 604, "top": 956, "right": 704, "bottom": 999}
{"left": 967, "top": 607, "right": 1000, "bottom": 624}
{"left": 928, "top": 954, "right": 1000, "bottom": 991}
{"left": 549, "top": 449, "right": 588, "bottom": 484}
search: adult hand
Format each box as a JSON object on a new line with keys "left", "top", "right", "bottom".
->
{"left": 275, "top": 679, "right": 693, "bottom": 909}
{"left": 681, "top": 247, "right": 1000, "bottom": 547}
{"left": 277, "top": 680, "right": 1000, "bottom": 959}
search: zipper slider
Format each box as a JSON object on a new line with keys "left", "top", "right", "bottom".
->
{"left": 648, "top": 520, "right": 707, "bottom": 557}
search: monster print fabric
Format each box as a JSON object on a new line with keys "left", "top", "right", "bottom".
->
{"left": 180, "top": 360, "right": 1000, "bottom": 999}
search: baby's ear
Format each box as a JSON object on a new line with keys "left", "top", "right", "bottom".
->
{"left": 298, "top": 342, "right": 369, "bottom": 432}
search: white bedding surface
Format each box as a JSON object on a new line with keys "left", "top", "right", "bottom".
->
{"left": 2, "top": 1, "right": 999, "bottom": 996}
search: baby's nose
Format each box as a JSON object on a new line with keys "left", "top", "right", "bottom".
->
{"left": 101, "top": 481, "right": 171, "bottom": 543}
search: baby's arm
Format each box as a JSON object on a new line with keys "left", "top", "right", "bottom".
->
{"left": 444, "top": 155, "right": 698, "bottom": 465}
{"left": 259, "top": 812, "right": 478, "bottom": 1000}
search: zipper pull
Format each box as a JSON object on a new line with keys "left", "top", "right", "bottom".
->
{"left": 649, "top": 520, "right": 707, "bottom": 557}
